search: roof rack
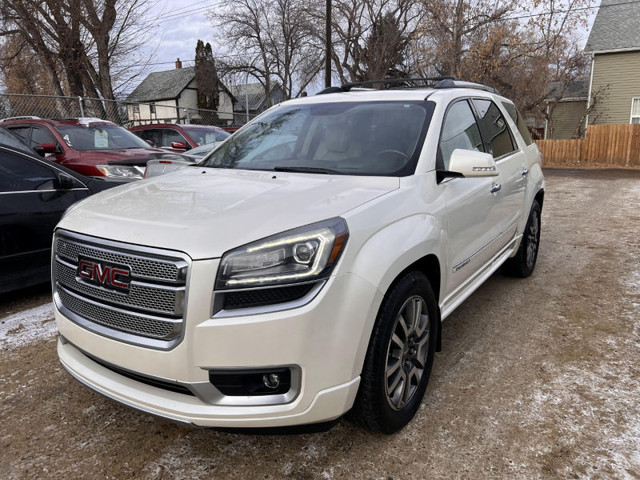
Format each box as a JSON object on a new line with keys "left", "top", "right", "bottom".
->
{"left": 317, "top": 77, "right": 454, "bottom": 94}
{"left": 316, "top": 77, "right": 499, "bottom": 95}
{"left": 434, "top": 79, "right": 499, "bottom": 94}
{"left": 0, "top": 115, "right": 42, "bottom": 122}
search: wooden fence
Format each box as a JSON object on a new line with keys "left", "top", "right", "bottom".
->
{"left": 535, "top": 124, "right": 640, "bottom": 168}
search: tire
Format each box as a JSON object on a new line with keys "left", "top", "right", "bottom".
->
{"left": 503, "top": 199, "right": 541, "bottom": 278}
{"left": 349, "top": 271, "right": 438, "bottom": 433}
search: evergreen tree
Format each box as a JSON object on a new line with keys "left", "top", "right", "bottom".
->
{"left": 195, "top": 40, "right": 221, "bottom": 114}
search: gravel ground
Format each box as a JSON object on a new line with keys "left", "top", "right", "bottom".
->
{"left": 1, "top": 169, "right": 639, "bottom": 480}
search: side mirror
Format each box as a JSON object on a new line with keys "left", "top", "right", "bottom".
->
{"left": 145, "top": 139, "right": 155, "bottom": 147}
{"left": 56, "top": 172, "right": 76, "bottom": 190}
{"left": 171, "top": 141, "right": 189, "bottom": 150}
{"left": 448, "top": 149, "right": 498, "bottom": 178}
{"left": 34, "top": 142, "right": 59, "bottom": 156}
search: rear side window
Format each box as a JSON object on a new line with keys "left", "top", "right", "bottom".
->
{"left": 472, "top": 99, "right": 516, "bottom": 159}
{"left": 502, "top": 102, "right": 533, "bottom": 146}
{"left": 0, "top": 150, "right": 57, "bottom": 192}
{"left": 439, "top": 100, "right": 483, "bottom": 170}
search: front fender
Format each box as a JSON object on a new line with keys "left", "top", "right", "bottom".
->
{"left": 340, "top": 213, "right": 445, "bottom": 379}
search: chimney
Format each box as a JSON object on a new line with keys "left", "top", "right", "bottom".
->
{"left": 175, "top": 58, "right": 182, "bottom": 69}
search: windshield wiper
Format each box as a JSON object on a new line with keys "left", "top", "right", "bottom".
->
{"left": 273, "top": 166, "right": 341, "bottom": 174}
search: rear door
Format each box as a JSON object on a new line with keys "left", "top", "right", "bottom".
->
{"left": 472, "top": 99, "right": 526, "bottom": 240}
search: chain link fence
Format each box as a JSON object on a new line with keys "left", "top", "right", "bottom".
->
{"left": 0, "top": 93, "right": 256, "bottom": 128}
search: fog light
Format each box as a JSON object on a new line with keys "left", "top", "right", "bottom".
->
{"left": 209, "top": 368, "right": 291, "bottom": 396}
{"left": 263, "top": 373, "right": 280, "bottom": 389}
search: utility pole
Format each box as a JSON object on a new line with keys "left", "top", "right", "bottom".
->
{"left": 325, "top": 0, "right": 331, "bottom": 88}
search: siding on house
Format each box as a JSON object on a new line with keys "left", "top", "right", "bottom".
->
{"left": 590, "top": 51, "right": 640, "bottom": 124}
{"left": 549, "top": 101, "right": 587, "bottom": 139}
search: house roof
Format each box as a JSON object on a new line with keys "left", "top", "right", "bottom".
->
{"left": 546, "top": 80, "right": 589, "bottom": 101}
{"left": 585, "top": 0, "right": 640, "bottom": 53}
{"left": 126, "top": 67, "right": 196, "bottom": 103}
{"left": 229, "top": 82, "right": 270, "bottom": 112}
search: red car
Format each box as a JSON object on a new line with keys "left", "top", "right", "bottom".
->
{"left": 129, "top": 124, "right": 230, "bottom": 152}
{"left": 0, "top": 117, "right": 179, "bottom": 179}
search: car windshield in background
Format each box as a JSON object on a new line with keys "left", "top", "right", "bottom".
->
{"left": 55, "top": 124, "right": 151, "bottom": 151}
{"left": 200, "top": 101, "right": 433, "bottom": 176}
{"left": 182, "top": 126, "right": 230, "bottom": 145}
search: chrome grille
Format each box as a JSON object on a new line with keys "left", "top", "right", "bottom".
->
{"left": 53, "top": 230, "right": 190, "bottom": 350}
{"left": 55, "top": 260, "right": 181, "bottom": 316}
{"left": 56, "top": 237, "right": 183, "bottom": 283}
{"left": 58, "top": 288, "right": 177, "bottom": 339}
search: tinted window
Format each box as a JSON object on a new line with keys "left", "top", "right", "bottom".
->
{"left": 472, "top": 99, "right": 516, "bottom": 158}
{"left": 30, "top": 126, "right": 57, "bottom": 147}
{"left": 134, "top": 128, "right": 162, "bottom": 147}
{"left": 163, "top": 129, "right": 187, "bottom": 147}
{"left": 7, "top": 126, "right": 30, "bottom": 144}
{"left": 0, "top": 150, "right": 57, "bottom": 192}
{"left": 183, "top": 126, "right": 230, "bottom": 145}
{"left": 439, "top": 100, "right": 483, "bottom": 170}
{"left": 0, "top": 127, "right": 36, "bottom": 155}
{"left": 502, "top": 101, "right": 533, "bottom": 146}
{"left": 201, "top": 101, "right": 433, "bottom": 176}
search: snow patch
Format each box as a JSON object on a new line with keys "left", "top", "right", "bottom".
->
{"left": 0, "top": 303, "right": 56, "bottom": 350}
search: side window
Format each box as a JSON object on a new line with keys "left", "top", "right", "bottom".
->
{"left": 30, "top": 126, "right": 58, "bottom": 148}
{"left": 135, "top": 128, "right": 162, "bottom": 147}
{"left": 502, "top": 101, "right": 534, "bottom": 146}
{"left": 0, "top": 151, "right": 58, "bottom": 192}
{"left": 6, "top": 125, "right": 31, "bottom": 144}
{"left": 439, "top": 100, "right": 483, "bottom": 170}
{"left": 472, "top": 99, "right": 516, "bottom": 158}
{"left": 162, "top": 129, "right": 187, "bottom": 147}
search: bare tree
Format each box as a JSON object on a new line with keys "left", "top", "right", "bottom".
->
{"left": 0, "top": 0, "right": 159, "bottom": 99}
{"left": 212, "top": 0, "right": 323, "bottom": 102}
{"left": 321, "top": 0, "right": 422, "bottom": 83}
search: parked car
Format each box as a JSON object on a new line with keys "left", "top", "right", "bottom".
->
{"left": 129, "top": 124, "right": 230, "bottom": 151}
{"left": 0, "top": 117, "right": 181, "bottom": 180}
{"left": 145, "top": 142, "right": 226, "bottom": 178}
{"left": 0, "top": 143, "right": 121, "bottom": 294}
{"left": 53, "top": 78, "right": 544, "bottom": 433}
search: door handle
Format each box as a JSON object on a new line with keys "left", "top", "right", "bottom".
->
{"left": 490, "top": 183, "right": 502, "bottom": 193}
{"left": 522, "top": 168, "right": 529, "bottom": 176}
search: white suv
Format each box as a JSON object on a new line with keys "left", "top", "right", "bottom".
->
{"left": 53, "top": 79, "right": 544, "bottom": 433}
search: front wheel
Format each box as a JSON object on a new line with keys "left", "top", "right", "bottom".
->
{"left": 503, "top": 199, "right": 541, "bottom": 278}
{"left": 349, "top": 271, "right": 438, "bottom": 433}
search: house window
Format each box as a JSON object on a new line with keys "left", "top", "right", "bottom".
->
{"left": 132, "top": 105, "right": 140, "bottom": 115}
{"left": 631, "top": 98, "right": 640, "bottom": 124}
{"left": 149, "top": 104, "right": 156, "bottom": 115}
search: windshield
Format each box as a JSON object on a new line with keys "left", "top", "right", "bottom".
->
{"left": 182, "top": 126, "right": 230, "bottom": 145}
{"left": 200, "top": 101, "right": 434, "bottom": 176}
{"left": 55, "top": 124, "right": 151, "bottom": 151}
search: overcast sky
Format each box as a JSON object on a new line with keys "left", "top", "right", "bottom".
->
{"left": 145, "top": 0, "right": 216, "bottom": 72}
{"left": 144, "top": 0, "right": 600, "bottom": 76}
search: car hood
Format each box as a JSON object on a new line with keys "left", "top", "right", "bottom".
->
{"left": 59, "top": 168, "right": 399, "bottom": 259}
{"left": 77, "top": 148, "right": 181, "bottom": 165}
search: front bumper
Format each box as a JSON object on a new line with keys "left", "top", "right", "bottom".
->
{"left": 55, "top": 268, "right": 383, "bottom": 428}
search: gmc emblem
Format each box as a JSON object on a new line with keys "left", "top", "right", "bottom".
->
{"left": 77, "top": 257, "right": 131, "bottom": 292}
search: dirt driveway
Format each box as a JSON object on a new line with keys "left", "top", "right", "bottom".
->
{"left": 1, "top": 169, "right": 639, "bottom": 480}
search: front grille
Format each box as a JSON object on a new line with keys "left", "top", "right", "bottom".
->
{"left": 54, "top": 230, "right": 189, "bottom": 349}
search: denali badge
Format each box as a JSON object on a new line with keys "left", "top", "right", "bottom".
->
{"left": 77, "top": 257, "right": 131, "bottom": 292}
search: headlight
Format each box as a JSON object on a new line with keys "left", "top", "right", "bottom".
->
{"left": 216, "top": 218, "right": 349, "bottom": 289}
{"left": 95, "top": 165, "right": 145, "bottom": 179}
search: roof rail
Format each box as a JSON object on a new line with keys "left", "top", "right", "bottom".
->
{"left": 317, "top": 77, "right": 455, "bottom": 95}
{"left": 0, "top": 115, "right": 42, "bottom": 122}
{"left": 434, "top": 79, "right": 499, "bottom": 95}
